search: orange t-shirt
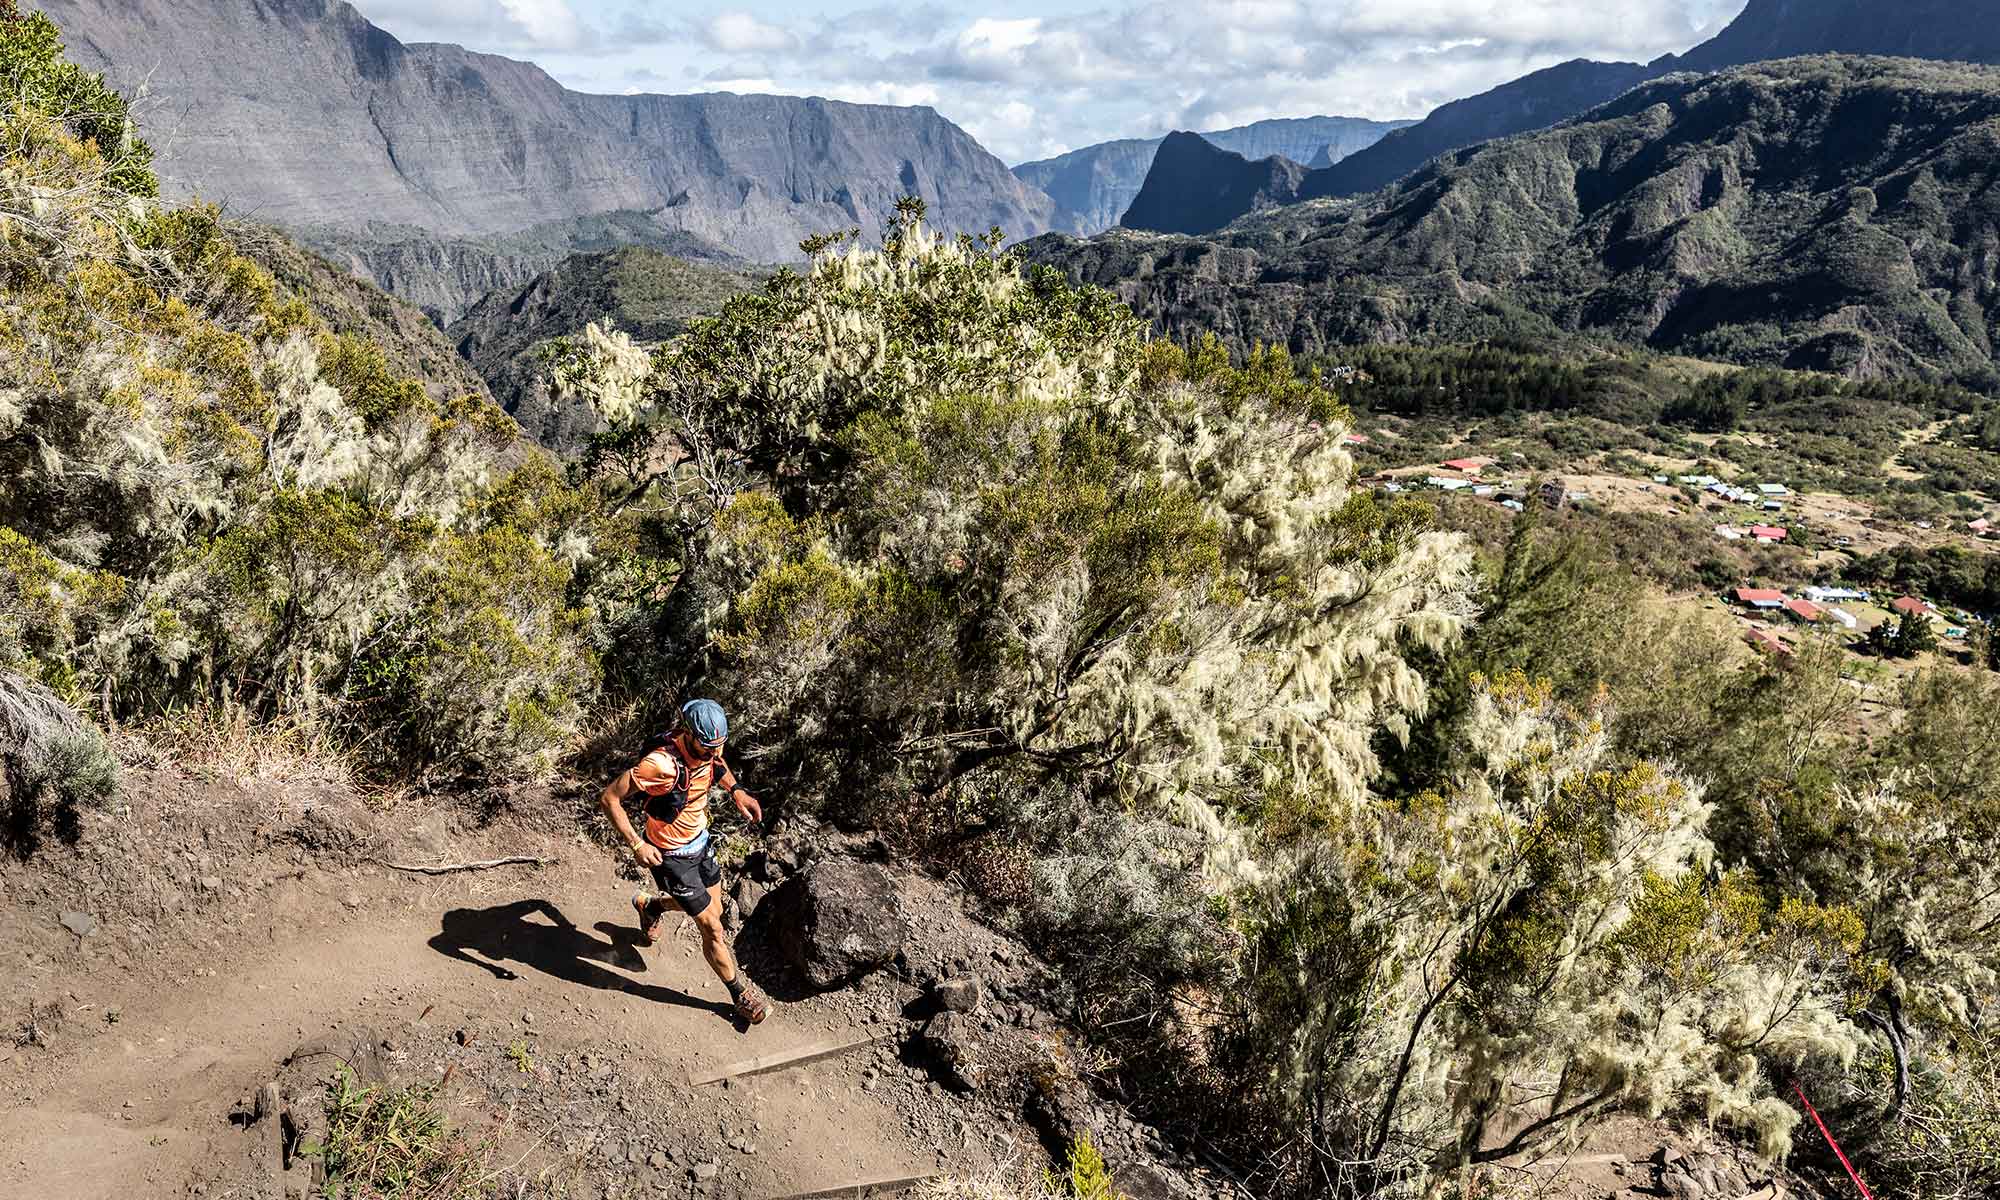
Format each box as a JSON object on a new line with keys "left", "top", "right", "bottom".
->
{"left": 632, "top": 735, "right": 736, "bottom": 851}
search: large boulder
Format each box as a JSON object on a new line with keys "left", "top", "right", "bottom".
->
{"left": 768, "top": 858, "right": 908, "bottom": 990}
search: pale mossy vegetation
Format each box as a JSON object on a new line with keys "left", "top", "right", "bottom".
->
{"left": 0, "top": 0, "right": 600, "bottom": 787}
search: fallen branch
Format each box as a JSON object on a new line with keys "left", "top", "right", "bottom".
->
{"left": 372, "top": 855, "right": 553, "bottom": 876}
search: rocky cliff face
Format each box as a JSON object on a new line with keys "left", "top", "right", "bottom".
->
{"left": 1118, "top": 132, "right": 1306, "bottom": 236}
{"left": 1027, "top": 58, "right": 2000, "bottom": 387}
{"left": 33, "top": 0, "right": 1051, "bottom": 317}
{"left": 1667, "top": 0, "right": 2000, "bottom": 72}
{"left": 1013, "top": 116, "right": 1408, "bottom": 234}
{"left": 296, "top": 215, "right": 746, "bottom": 324}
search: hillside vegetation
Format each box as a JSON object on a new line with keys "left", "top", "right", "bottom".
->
{"left": 0, "top": 2, "right": 596, "bottom": 794}
{"left": 5, "top": 12, "right": 2000, "bottom": 1200}
{"left": 1029, "top": 57, "right": 2000, "bottom": 389}
{"left": 448, "top": 247, "right": 762, "bottom": 447}
{"left": 1192, "top": 0, "right": 2000, "bottom": 226}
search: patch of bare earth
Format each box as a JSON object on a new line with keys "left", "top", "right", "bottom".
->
{"left": 0, "top": 758, "right": 1172, "bottom": 1200}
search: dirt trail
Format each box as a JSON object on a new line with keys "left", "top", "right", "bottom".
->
{"left": 1, "top": 839, "right": 946, "bottom": 1198}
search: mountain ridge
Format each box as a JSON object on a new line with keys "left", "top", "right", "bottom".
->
{"left": 1014, "top": 115, "right": 1412, "bottom": 234}
{"left": 1023, "top": 56, "right": 2000, "bottom": 389}
{"left": 32, "top": 0, "right": 1051, "bottom": 318}
{"left": 447, "top": 247, "right": 761, "bottom": 447}
{"left": 1161, "top": 0, "right": 2000, "bottom": 233}
{"left": 1118, "top": 132, "right": 1307, "bottom": 235}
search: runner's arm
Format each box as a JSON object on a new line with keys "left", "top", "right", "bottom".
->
{"left": 599, "top": 769, "right": 663, "bottom": 866}
{"left": 717, "top": 758, "right": 762, "bottom": 825}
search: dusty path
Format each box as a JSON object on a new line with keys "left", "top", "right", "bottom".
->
{"left": 1, "top": 838, "right": 949, "bottom": 1199}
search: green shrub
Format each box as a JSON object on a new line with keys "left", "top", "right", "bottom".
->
{"left": 0, "top": 26, "right": 594, "bottom": 783}
{"left": 1052, "top": 1134, "right": 1118, "bottom": 1200}
{"left": 0, "top": 2, "right": 156, "bottom": 196}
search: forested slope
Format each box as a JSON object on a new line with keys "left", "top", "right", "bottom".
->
{"left": 1027, "top": 57, "right": 2000, "bottom": 387}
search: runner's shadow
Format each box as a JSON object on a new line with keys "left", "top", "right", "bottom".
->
{"left": 428, "top": 898, "right": 731, "bottom": 1018}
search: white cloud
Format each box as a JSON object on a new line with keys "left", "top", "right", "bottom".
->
{"left": 355, "top": 0, "right": 1754, "bottom": 164}
{"left": 358, "top": 0, "right": 597, "bottom": 51}
{"left": 696, "top": 76, "right": 784, "bottom": 95}
{"left": 819, "top": 81, "right": 945, "bottom": 107}
{"left": 959, "top": 17, "right": 1042, "bottom": 57}
{"left": 703, "top": 11, "right": 800, "bottom": 54}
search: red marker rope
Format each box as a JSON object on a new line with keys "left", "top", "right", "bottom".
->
{"left": 1792, "top": 1080, "right": 1875, "bottom": 1200}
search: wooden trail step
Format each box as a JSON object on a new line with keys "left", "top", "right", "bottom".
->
{"left": 689, "top": 1032, "right": 891, "bottom": 1086}
{"left": 762, "top": 1172, "right": 944, "bottom": 1200}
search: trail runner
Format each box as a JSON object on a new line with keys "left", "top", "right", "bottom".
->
{"left": 598, "top": 698, "right": 770, "bottom": 1024}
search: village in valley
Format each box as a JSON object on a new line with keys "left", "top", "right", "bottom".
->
{"left": 1359, "top": 443, "right": 2000, "bottom": 681}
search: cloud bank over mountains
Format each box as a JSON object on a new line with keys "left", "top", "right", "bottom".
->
{"left": 355, "top": 0, "right": 1748, "bottom": 162}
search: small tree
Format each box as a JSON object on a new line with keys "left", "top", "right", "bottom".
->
{"left": 1894, "top": 611, "right": 1939, "bottom": 657}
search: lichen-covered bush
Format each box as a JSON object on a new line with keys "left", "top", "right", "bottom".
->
{"left": 556, "top": 213, "right": 1476, "bottom": 839}
{"left": 0, "top": 16, "right": 596, "bottom": 781}
{"left": 0, "top": 670, "right": 117, "bottom": 856}
{"left": 1237, "top": 676, "right": 1868, "bottom": 1192}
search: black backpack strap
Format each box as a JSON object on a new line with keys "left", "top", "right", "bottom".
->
{"left": 640, "top": 740, "right": 691, "bottom": 828}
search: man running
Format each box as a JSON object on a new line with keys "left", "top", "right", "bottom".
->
{"left": 598, "top": 698, "right": 770, "bottom": 1024}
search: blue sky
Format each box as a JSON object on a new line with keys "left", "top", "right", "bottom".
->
{"left": 354, "top": 1, "right": 1749, "bottom": 164}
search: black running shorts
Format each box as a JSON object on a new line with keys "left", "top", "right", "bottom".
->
{"left": 648, "top": 840, "right": 722, "bottom": 916}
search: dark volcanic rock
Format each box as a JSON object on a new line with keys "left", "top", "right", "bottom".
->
{"left": 768, "top": 859, "right": 907, "bottom": 991}
{"left": 933, "top": 975, "right": 983, "bottom": 1013}
{"left": 1119, "top": 132, "right": 1305, "bottom": 235}
{"left": 920, "top": 1011, "right": 984, "bottom": 1092}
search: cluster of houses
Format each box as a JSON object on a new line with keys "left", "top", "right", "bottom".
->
{"left": 1377, "top": 457, "right": 1574, "bottom": 515}
{"left": 1732, "top": 587, "right": 1862, "bottom": 630}
{"left": 1729, "top": 585, "right": 1971, "bottom": 648}
{"left": 1716, "top": 524, "right": 1789, "bottom": 544}
{"left": 1668, "top": 475, "right": 1791, "bottom": 509}
{"left": 1658, "top": 475, "right": 1797, "bottom": 544}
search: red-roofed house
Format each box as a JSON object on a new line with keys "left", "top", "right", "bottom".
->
{"left": 1734, "top": 588, "right": 1785, "bottom": 610}
{"left": 1750, "top": 525, "right": 1788, "bottom": 542}
{"left": 1784, "top": 598, "right": 1823, "bottom": 623}
{"left": 1441, "top": 458, "right": 1483, "bottom": 473}
{"left": 1892, "top": 596, "right": 1933, "bottom": 617}
{"left": 1345, "top": 433, "right": 1371, "bottom": 445}
{"left": 1744, "top": 628, "right": 1792, "bottom": 657}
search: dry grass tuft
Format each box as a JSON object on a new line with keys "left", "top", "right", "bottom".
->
{"left": 136, "top": 703, "right": 367, "bottom": 793}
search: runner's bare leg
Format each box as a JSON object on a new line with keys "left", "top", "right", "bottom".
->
{"left": 693, "top": 883, "right": 737, "bottom": 983}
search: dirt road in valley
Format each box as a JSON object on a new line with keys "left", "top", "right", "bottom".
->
{"left": 0, "top": 788, "right": 961, "bottom": 1199}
